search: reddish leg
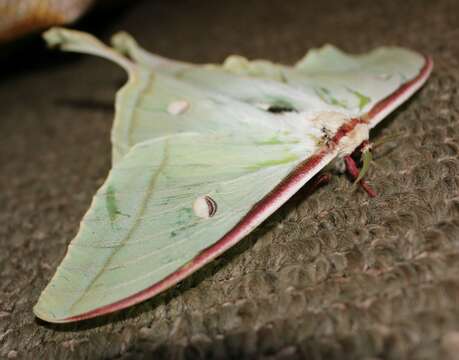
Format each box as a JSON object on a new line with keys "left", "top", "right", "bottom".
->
{"left": 313, "top": 173, "right": 332, "bottom": 189}
{"left": 304, "top": 172, "right": 332, "bottom": 196}
{"left": 344, "top": 155, "right": 377, "bottom": 197}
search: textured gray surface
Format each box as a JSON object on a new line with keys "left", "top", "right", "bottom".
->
{"left": 1, "top": 0, "right": 459, "bottom": 359}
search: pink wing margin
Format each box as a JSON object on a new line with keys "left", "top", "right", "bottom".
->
{"left": 61, "top": 56, "right": 433, "bottom": 322}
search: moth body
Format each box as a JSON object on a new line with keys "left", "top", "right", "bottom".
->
{"left": 336, "top": 123, "right": 370, "bottom": 158}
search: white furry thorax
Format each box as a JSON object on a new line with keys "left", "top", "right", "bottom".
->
{"left": 310, "top": 111, "right": 369, "bottom": 157}
{"left": 336, "top": 123, "right": 369, "bottom": 157}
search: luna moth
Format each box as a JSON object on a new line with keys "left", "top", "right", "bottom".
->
{"left": 33, "top": 28, "right": 432, "bottom": 323}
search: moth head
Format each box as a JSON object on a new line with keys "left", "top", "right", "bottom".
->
{"left": 312, "top": 111, "right": 348, "bottom": 133}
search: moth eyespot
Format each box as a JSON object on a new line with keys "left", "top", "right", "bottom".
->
{"left": 167, "top": 100, "right": 190, "bottom": 115}
{"left": 192, "top": 195, "right": 217, "bottom": 219}
{"left": 254, "top": 102, "right": 297, "bottom": 113}
{"left": 267, "top": 105, "right": 297, "bottom": 114}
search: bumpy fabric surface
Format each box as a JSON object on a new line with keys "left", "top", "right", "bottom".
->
{"left": 1, "top": 0, "right": 458, "bottom": 359}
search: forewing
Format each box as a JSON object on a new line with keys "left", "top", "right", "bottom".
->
{"left": 44, "top": 28, "right": 325, "bottom": 163}
{"left": 112, "top": 33, "right": 430, "bottom": 125}
{"left": 33, "top": 132, "right": 321, "bottom": 322}
{"left": 45, "top": 28, "right": 430, "bottom": 165}
{"left": 111, "top": 33, "right": 350, "bottom": 116}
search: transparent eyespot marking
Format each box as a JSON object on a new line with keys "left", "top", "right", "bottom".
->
{"left": 167, "top": 100, "right": 190, "bottom": 115}
{"left": 192, "top": 195, "right": 217, "bottom": 219}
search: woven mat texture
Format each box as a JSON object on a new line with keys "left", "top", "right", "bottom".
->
{"left": 1, "top": 0, "right": 459, "bottom": 359}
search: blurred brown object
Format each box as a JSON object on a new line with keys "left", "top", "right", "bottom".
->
{"left": 0, "top": 0, "right": 95, "bottom": 43}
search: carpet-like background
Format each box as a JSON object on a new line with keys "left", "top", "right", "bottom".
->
{"left": 1, "top": 0, "right": 459, "bottom": 359}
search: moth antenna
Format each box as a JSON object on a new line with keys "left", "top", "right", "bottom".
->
{"left": 353, "top": 142, "right": 372, "bottom": 185}
{"left": 309, "top": 173, "right": 332, "bottom": 193}
{"left": 344, "top": 155, "right": 377, "bottom": 197}
{"left": 43, "top": 27, "right": 135, "bottom": 76}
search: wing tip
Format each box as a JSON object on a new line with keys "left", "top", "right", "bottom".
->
{"left": 42, "top": 27, "right": 136, "bottom": 76}
{"left": 33, "top": 304, "right": 67, "bottom": 324}
{"left": 367, "top": 52, "right": 433, "bottom": 127}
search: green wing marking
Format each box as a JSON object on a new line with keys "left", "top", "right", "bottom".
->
{"left": 314, "top": 87, "right": 349, "bottom": 109}
{"left": 105, "top": 185, "right": 120, "bottom": 223}
{"left": 346, "top": 88, "right": 371, "bottom": 111}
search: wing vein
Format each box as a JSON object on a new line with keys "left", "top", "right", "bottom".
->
{"left": 68, "top": 139, "right": 171, "bottom": 311}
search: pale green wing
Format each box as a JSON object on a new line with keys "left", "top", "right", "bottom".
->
{"left": 112, "top": 32, "right": 426, "bottom": 120}
{"left": 33, "top": 131, "right": 325, "bottom": 322}
{"left": 110, "top": 69, "right": 307, "bottom": 163}
{"left": 45, "top": 28, "right": 427, "bottom": 164}
{"left": 111, "top": 32, "right": 343, "bottom": 115}
{"left": 44, "top": 28, "right": 325, "bottom": 164}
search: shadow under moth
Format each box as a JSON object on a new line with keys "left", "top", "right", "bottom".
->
{"left": 34, "top": 28, "right": 433, "bottom": 323}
